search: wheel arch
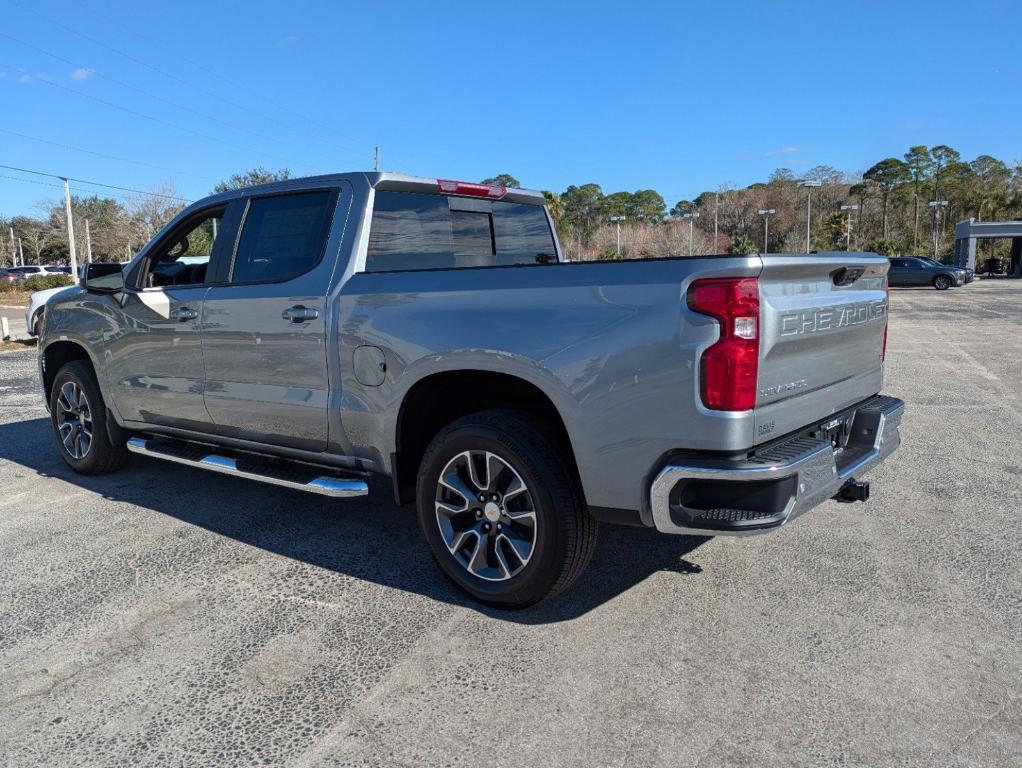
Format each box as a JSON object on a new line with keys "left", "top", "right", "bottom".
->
{"left": 392, "top": 369, "right": 582, "bottom": 507}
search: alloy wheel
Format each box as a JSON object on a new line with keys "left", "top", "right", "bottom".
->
{"left": 56, "top": 381, "right": 93, "bottom": 459}
{"left": 434, "top": 450, "right": 537, "bottom": 582}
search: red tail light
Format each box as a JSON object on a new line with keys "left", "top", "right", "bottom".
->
{"left": 687, "top": 277, "right": 760, "bottom": 411}
{"left": 437, "top": 179, "right": 507, "bottom": 199}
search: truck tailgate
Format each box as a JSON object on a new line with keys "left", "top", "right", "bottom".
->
{"left": 754, "top": 253, "right": 889, "bottom": 444}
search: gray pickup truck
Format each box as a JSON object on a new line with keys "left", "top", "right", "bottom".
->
{"left": 39, "top": 172, "right": 903, "bottom": 607}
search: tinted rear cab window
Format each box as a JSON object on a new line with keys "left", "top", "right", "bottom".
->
{"left": 366, "top": 191, "right": 555, "bottom": 272}
{"left": 232, "top": 191, "right": 333, "bottom": 284}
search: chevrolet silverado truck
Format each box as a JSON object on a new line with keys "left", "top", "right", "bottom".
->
{"left": 38, "top": 172, "right": 903, "bottom": 607}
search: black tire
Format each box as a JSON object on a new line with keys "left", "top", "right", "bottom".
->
{"left": 29, "top": 309, "right": 42, "bottom": 337}
{"left": 49, "top": 360, "right": 129, "bottom": 475}
{"left": 934, "top": 274, "right": 951, "bottom": 290}
{"left": 416, "top": 410, "right": 597, "bottom": 608}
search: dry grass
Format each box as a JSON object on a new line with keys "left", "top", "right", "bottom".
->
{"left": 0, "top": 338, "right": 36, "bottom": 353}
{"left": 0, "top": 292, "right": 32, "bottom": 308}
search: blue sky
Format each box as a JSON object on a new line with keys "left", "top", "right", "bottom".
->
{"left": 2, "top": 0, "right": 1020, "bottom": 216}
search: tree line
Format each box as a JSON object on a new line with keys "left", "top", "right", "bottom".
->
{"left": 487, "top": 145, "right": 1021, "bottom": 261}
{"left": 3, "top": 148, "right": 1018, "bottom": 266}
{"left": 0, "top": 168, "right": 292, "bottom": 266}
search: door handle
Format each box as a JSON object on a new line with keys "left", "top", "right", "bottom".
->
{"left": 170, "top": 307, "right": 199, "bottom": 321}
{"left": 282, "top": 305, "right": 319, "bottom": 323}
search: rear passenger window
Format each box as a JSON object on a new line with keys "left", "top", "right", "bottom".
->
{"left": 365, "top": 191, "right": 556, "bottom": 272}
{"left": 231, "top": 191, "right": 333, "bottom": 284}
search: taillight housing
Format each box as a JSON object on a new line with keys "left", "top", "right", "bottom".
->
{"left": 687, "top": 277, "right": 760, "bottom": 411}
{"left": 437, "top": 179, "right": 507, "bottom": 199}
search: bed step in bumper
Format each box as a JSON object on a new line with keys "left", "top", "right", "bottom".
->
{"left": 649, "top": 395, "right": 903, "bottom": 535}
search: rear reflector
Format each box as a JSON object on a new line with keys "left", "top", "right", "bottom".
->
{"left": 687, "top": 277, "right": 760, "bottom": 411}
{"left": 437, "top": 179, "right": 507, "bottom": 199}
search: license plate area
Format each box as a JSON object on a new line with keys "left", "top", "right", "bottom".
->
{"left": 812, "top": 415, "right": 853, "bottom": 455}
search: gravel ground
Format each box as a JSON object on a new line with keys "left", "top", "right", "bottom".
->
{"left": 0, "top": 280, "right": 1019, "bottom": 767}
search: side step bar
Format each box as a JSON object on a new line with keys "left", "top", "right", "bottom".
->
{"left": 126, "top": 437, "right": 369, "bottom": 498}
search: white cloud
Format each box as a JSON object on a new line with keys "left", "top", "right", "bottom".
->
{"left": 18, "top": 73, "right": 33, "bottom": 83}
{"left": 70, "top": 67, "right": 95, "bottom": 81}
{"left": 765, "top": 146, "right": 801, "bottom": 157}
{"left": 275, "top": 35, "right": 298, "bottom": 48}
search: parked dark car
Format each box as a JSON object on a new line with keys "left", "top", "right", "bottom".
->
{"left": 919, "top": 257, "right": 973, "bottom": 283}
{"left": 888, "top": 257, "right": 965, "bottom": 290}
{"left": 986, "top": 258, "right": 1006, "bottom": 275}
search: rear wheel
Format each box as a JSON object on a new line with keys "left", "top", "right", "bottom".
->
{"left": 416, "top": 410, "right": 597, "bottom": 608}
{"left": 49, "top": 360, "right": 129, "bottom": 475}
{"left": 934, "top": 274, "right": 951, "bottom": 290}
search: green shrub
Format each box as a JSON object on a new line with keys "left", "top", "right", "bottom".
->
{"left": 867, "top": 239, "right": 898, "bottom": 257}
{"left": 22, "top": 274, "right": 75, "bottom": 291}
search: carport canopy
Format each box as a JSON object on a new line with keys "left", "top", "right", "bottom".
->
{"left": 954, "top": 218, "right": 1022, "bottom": 275}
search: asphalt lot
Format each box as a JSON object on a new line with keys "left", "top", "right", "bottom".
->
{"left": 0, "top": 302, "right": 29, "bottom": 340}
{"left": 1, "top": 280, "right": 1020, "bottom": 767}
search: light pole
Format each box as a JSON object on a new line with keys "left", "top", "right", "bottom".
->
{"left": 928, "top": 200, "right": 948, "bottom": 258}
{"left": 610, "top": 215, "right": 626, "bottom": 258}
{"left": 679, "top": 212, "right": 699, "bottom": 256}
{"left": 839, "top": 203, "right": 859, "bottom": 250}
{"left": 757, "top": 209, "right": 775, "bottom": 253}
{"left": 797, "top": 179, "right": 821, "bottom": 252}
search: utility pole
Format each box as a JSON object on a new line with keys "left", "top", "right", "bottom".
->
{"left": 374, "top": 146, "right": 380, "bottom": 172}
{"left": 8, "top": 227, "right": 16, "bottom": 267}
{"left": 679, "top": 212, "right": 699, "bottom": 256}
{"left": 84, "top": 219, "right": 93, "bottom": 263}
{"left": 61, "top": 178, "right": 79, "bottom": 283}
{"left": 757, "top": 209, "right": 775, "bottom": 253}
{"left": 840, "top": 204, "right": 859, "bottom": 250}
{"left": 18, "top": 237, "right": 25, "bottom": 266}
{"left": 798, "top": 179, "right": 821, "bottom": 252}
{"left": 610, "top": 215, "right": 626, "bottom": 258}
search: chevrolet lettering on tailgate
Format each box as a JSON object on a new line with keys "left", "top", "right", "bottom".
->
{"left": 780, "top": 299, "right": 887, "bottom": 337}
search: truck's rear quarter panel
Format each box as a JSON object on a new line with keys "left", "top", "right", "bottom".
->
{"left": 338, "top": 257, "right": 760, "bottom": 513}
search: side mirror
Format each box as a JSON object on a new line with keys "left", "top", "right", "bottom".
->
{"left": 84, "top": 262, "right": 125, "bottom": 294}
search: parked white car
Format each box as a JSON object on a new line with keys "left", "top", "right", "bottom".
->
{"left": 25, "top": 263, "right": 127, "bottom": 336}
{"left": 25, "top": 283, "right": 73, "bottom": 336}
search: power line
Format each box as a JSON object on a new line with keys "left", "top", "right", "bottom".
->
{"left": 0, "top": 127, "right": 216, "bottom": 182}
{"left": 14, "top": 1, "right": 368, "bottom": 157}
{"left": 0, "top": 30, "right": 359, "bottom": 161}
{"left": 80, "top": 0, "right": 369, "bottom": 151}
{"left": 20, "top": 71, "right": 306, "bottom": 170}
{"left": 0, "top": 163, "right": 193, "bottom": 202}
{"left": 0, "top": 173, "right": 66, "bottom": 192}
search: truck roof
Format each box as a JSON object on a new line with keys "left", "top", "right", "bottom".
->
{"left": 204, "top": 172, "right": 548, "bottom": 207}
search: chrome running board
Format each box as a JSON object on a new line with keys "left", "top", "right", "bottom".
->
{"left": 126, "top": 436, "right": 368, "bottom": 498}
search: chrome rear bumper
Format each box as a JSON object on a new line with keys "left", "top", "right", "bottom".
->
{"left": 649, "top": 395, "right": 904, "bottom": 536}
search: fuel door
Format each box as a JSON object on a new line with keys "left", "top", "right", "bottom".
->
{"left": 353, "top": 345, "right": 387, "bottom": 387}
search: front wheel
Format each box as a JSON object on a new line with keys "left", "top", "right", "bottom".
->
{"left": 416, "top": 410, "right": 597, "bottom": 608}
{"left": 49, "top": 360, "right": 129, "bottom": 475}
{"left": 934, "top": 275, "right": 952, "bottom": 290}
